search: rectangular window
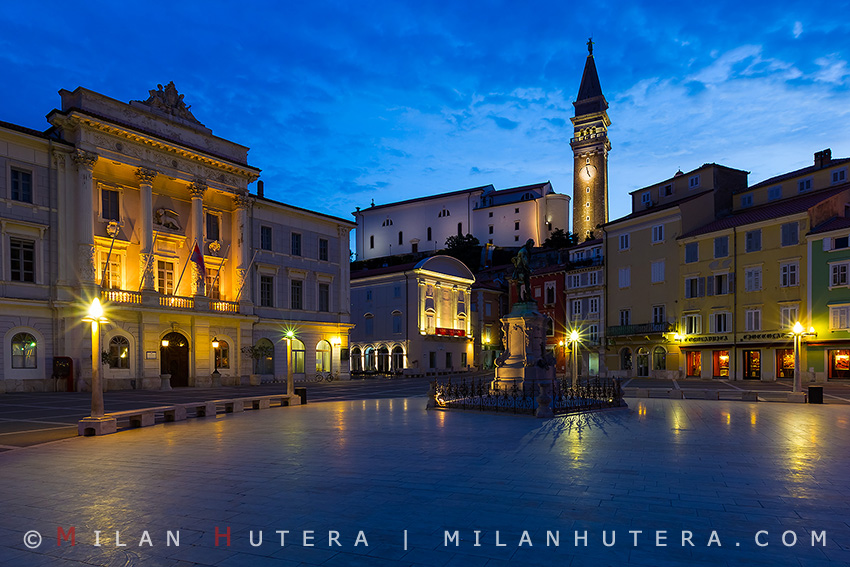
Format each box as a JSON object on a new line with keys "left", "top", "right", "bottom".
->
{"left": 833, "top": 169, "right": 847, "bottom": 184}
{"left": 781, "top": 222, "right": 799, "bottom": 247}
{"left": 589, "top": 296, "right": 599, "bottom": 314}
{"left": 780, "top": 262, "right": 798, "bottom": 287}
{"left": 393, "top": 285, "right": 401, "bottom": 298}
{"left": 99, "top": 251, "right": 121, "bottom": 290}
{"left": 834, "top": 236, "right": 850, "bottom": 250}
{"left": 689, "top": 175, "right": 700, "bottom": 188}
{"left": 768, "top": 186, "right": 782, "bottom": 201}
{"left": 740, "top": 194, "right": 753, "bottom": 208}
{"left": 798, "top": 178, "right": 812, "bottom": 193}
{"left": 641, "top": 192, "right": 651, "bottom": 206}
{"left": 101, "top": 188, "right": 120, "bottom": 221}
{"left": 489, "top": 225, "right": 494, "bottom": 234}
{"left": 619, "top": 234, "right": 630, "bottom": 250}
{"left": 780, "top": 306, "right": 798, "bottom": 329}
{"left": 652, "top": 305, "right": 665, "bottom": 325}
{"left": 319, "top": 238, "right": 329, "bottom": 261}
{"left": 684, "top": 277, "right": 700, "bottom": 299}
{"left": 588, "top": 324, "right": 599, "bottom": 343}
{"left": 514, "top": 221, "right": 520, "bottom": 231}
{"left": 318, "top": 283, "right": 330, "bottom": 312}
{"left": 830, "top": 305, "right": 850, "bottom": 330}
{"left": 712, "top": 273, "right": 730, "bottom": 295}
{"left": 369, "top": 235, "right": 374, "bottom": 249}
{"left": 392, "top": 313, "right": 402, "bottom": 334}
{"left": 618, "top": 267, "right": 630, "bottom": 288}
{"left": 832, "top": 263, "right": 848, "bottom": 287}
{"left": 570, "top": 274, "right": 580, "bottom": 288}
{"left": 663, "top": 184, "right": 673, "bottom": 196}
{"left": 205, "top": 212, "right": 220, "bottom": 241}
{"left": 485, "top": 302, "right": 492, "bottom": 316}
{"left": 9, "top": 238, "right": 35, "bottom": 282}
{"left": 398, "top": 231, "right": 403, "bottom": 245}
{"left": 259, "top": 275, "right": 274, "bottom": 307}
{"left": 205, "top": 274, "right": 221, "bottom": 300}
{"left": 10, "top": 168, "right": 33, "bottom": 203}
{"left": 290, "top": 280, "right": 303, "bottom": 310}
{"left": 571, "top": 299, "right": 582, "bottom": 317}
{"left": 712, "top": 312, "right": 729, "bottom": 333}
{"left": 157, "top": 260, "right": 175, "bottom": 295}
{"left": 651, "top": 224, "right": 664, "bottom": 243}
{"left": 619, "top": 309, "right": 631, "bottom": 326}
{"left": 651, "top": 260, "right": 664, "bottom": 283}
{"left": 744, "top": 267, "right": 762, "bottom": 292}
{"left": 683, "top": 314, "right": 701, "bottom": 335}
{"left": 685, "top": 242, "right": 698, "bottom": 263}
{"left": 714, "top": 236, "right": 729, "bottom": 258}
{"left": 291, "top": 232, "right": 302, "bottom": 256}
{"left": 745, "top": 309, "right": 761, "bottom": 331}
{"left": 686, "top": 351, "right": 701, "bottom": 377}
{"left": 261, "top": 226, "right": 273, "bottom": 251}
{"left": 745, "top": 229, "right": 761, "bottom": 252}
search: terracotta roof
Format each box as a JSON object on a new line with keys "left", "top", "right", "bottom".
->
{"left": 603, "top": 192, "right": 706, "bottom": 228}
{"left": 746, "top": 157, "right": 850, "bottom": 193}
{"left": 810, "top": 216, "right": 850, "bottom": 235}
{"left": 532, "top": 263, "right": 567, "bottom": 277}
{"left": 628, "top": 163, "right": 748, "bottom": 195}
{"left": 355, "top": 185, "right": 494, "bottom": 213}
{"left": 679, "top": 185, "right": 850, "bottom": 239}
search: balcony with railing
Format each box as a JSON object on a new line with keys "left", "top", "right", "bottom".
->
{"left": 101, "top": 289, "right": 240, "bottom": 314}
{"left": 606, "top": 322, "right": 674, "bottom": 337}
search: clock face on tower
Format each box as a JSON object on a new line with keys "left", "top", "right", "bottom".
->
{"left": 579, "top": 164, "right": 597, "bottom": 181}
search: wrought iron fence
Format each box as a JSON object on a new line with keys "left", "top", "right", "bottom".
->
{"left": 431, "top": 376, "right": 624, "bottom": 416}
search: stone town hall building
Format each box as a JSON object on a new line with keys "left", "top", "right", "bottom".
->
{"left": 0, "top": 84, "right": 354, "bottom": 392}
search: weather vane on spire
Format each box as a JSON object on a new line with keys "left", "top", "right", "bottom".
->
{"left": 587, "top": 37, "right": 594, "bottom": 55}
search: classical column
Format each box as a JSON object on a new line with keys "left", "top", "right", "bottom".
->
{"left": 72, "top": 150, "right": 98, "bottom": 285}
{"left": 189, "top": 179, "right": 207, "bottom": 296}
{"left": 233, "top": 193, "right": 252, "bottom": 302}
{"left": 136, "top": 168, "right": 158, "bottom": 291}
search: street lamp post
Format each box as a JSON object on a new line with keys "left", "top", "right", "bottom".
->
{"left": 791, "top": 322, "right": 817, "bottom": 393}
{"left": 569, "top": 329, "right": 580, "bottom": 388}
{"left": 211, "top": 337, "right": 221, "bottom": 386}
{"left": 77, "top": 298, "right": 117, "bottom": 436}
{"left": 285, "top": 330, "right": 295, "bottom": 397}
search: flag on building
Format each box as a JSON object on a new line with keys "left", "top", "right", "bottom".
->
{"left": 191, "top": 242, "right": 206, "bottom": 280}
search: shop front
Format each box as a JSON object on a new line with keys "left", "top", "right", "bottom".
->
{"left": 829, "top": 349, "right": 850, "bottom": 379}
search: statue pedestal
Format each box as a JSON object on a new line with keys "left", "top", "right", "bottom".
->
{"left": 493, "top": 301, "right": 553, "bottom": 390}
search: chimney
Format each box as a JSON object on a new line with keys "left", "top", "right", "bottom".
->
{"left": 814, "top": 149, "right": 832, "bottom": 169}
{"left": 257, "top": 180, "right": 264, "bottom": 198}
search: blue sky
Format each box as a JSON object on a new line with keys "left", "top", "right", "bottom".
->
{"left": 2, "top": 1, "right": 849, "bottom": 227}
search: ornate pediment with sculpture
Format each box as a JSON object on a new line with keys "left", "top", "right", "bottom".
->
{"left": 139, "top": 82, "right": 204, "bottom": 126}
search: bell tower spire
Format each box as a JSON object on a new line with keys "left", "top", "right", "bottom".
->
{"left": 570, "top": 39, "right": 610, "bottom": 240}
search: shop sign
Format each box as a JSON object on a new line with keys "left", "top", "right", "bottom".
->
{"left": 681, "top": 335, "right": 729, "bottom": 343}
{"left": 741, "top": 333, "right": 787, "bottom": 341}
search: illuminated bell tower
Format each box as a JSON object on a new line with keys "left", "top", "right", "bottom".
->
{"left": 570, "top": 38, "right": 610, "bottom": 240}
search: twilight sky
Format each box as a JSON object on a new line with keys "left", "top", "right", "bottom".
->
{"left": 2, "top": 1, "right": 849, "bottom": 228}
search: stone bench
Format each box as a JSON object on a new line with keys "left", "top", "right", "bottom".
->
{"left": 180, "top": 401, "right": 217, "bottom": 417}
{"left": 681, "top": 389, "right": 721, "bottom": 400}
{"left": 107, "top": 405, "right": 180, "bottom": 428}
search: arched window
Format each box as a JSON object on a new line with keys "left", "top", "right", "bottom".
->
{"left": 108, "top": 336, "right": 130, "bottom": 369}
{"left": 350, "top": 347, "right": 362, "bottom": 372}
{"left": 653, "top": 346, "right": 667, "bottom": 371}
{"left": 391, "top": 346, "right": 404, "bottom": 371}
{"left": 290, "top": 338, "right": 305, "bottom": 374}
{"left": 254, "top": 338, "right": 274, "bottom": 375}
{"left": 316, "top": 340, "right": 332, "bottom": 373}
{"left": 11, "top": 333, "right": 37, "bottom": 369}
{"left": 364, "top": 347, "right": 376, "bottom": 371}
{"left": 214, "top": 339, "right": 230, "bottom": 369}
{"left": 377, "top": 346, "right": 390, "bottom": 373}
{"left": 619, "top": 347, "right": 632, "bottom": 371}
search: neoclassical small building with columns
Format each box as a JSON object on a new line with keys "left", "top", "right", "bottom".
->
{"left": 0, "top": 83, "right": 353, "bottom": 392}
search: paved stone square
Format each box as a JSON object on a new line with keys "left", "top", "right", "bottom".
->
{"left": 1, "top": 396, "right": 849, "bottom": 566}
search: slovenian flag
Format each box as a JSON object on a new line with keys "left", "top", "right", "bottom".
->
{"left": 191, "top": 242, "right": 206, "bottom": 280}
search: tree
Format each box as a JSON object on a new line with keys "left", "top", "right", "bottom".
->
{"left": 542, "top": 228, "right": 577, "bottom": 249}
{"left": 443, "top": 233, "right": 481, "bottom": 271}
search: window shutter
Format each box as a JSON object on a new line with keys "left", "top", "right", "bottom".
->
{"left": 706, "top": 276, "right": 715, "bottom": 296}
{"left": 728, "top": 272, "right": 735, "bottom": 292}
{"left": 698, "top": 277, "right": 706, "bottom": 297}
{"left": 709, "top": 314, "right": 715, "bottom": 333}
{"left": 824, "top": 237, "right": 832, "bottom": 251}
